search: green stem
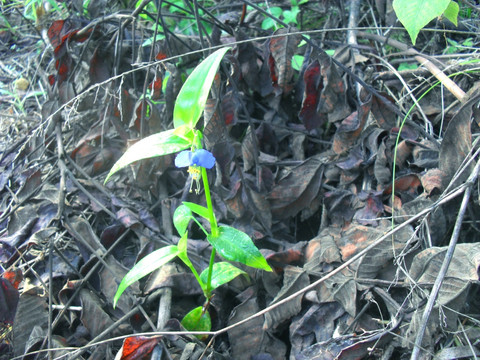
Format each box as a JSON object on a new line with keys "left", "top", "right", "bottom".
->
{"left": 179, "top": 252, "right": 206, "bottom": 292}
{"left": 202, "top": 166, "right": 218, "bottom": 296}
{"left": 202, "top": 167, "right": 218, "bottom": 236}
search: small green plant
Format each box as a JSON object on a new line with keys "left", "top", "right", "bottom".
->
{"left": 444, "top": 37, "right": 474, "bottom": 54}
{"left": 261, "top": 0, "right": 308, "bottom": 30}
{"left": 105, "top": 47, "right": 272, "bottom": 333}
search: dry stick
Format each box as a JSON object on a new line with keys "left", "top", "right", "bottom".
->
{"left": 44, "top": 119, "right": 67, "bottom": 360}
{"left": 347, "top": 0, "right": 365, "bottom": 103}
{"left": 357, "top": 31, "right": 467, "bottom": 102}
{"left": 410, "top": 156, "right": 480, "bottom": 359}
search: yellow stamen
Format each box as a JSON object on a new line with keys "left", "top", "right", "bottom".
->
{"left": 188, "top": 166, "right": 202, "bottom": 194}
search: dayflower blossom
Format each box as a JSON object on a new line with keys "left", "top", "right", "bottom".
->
{"left": 175, "top": 149, "right": 216, "bottom": 194}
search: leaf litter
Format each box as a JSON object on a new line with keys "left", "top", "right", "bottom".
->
{"left": 1, "top": 1, "right": 480, "bottom": 359}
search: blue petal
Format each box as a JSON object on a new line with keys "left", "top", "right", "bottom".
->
{"left": 191, "top": 149, "right": 216, "bottom": 169}
{"left": 175, "top": 150, "right": 193, "bottom": 168}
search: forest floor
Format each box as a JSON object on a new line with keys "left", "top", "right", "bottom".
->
{"left": 1, "top": 1, "right": 480, "bottom": 359}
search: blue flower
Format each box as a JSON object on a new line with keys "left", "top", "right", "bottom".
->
{"left": 175, "top": 149, "right": 216, "bottom": 169}
{"left": 175, "top": 149, "right": 216, "bottom": 194}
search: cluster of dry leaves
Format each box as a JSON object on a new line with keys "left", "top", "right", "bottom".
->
{"left": 1, "top": 1, "right": 480, "bottom": 359}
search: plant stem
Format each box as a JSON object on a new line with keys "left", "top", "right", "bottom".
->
{"left": 202, "top": 166, "right": 217, "bottom": 296}
{"left": 202, "top": 167, "right": 218, "bottom": 237}
{"left": 179, "top": 252, "right": 205, "bottom": 292}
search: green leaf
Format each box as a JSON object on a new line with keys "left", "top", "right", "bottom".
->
{"left": 173, "top": 205, "right": 194, "bottom": 237}
{"left": 113, "top": 245, "right": 179, "bottom": 308}
{"left": 181, "top": 306, "right": 211, "bottom": 339}
{"left": 292, "top": 54, "right": 304, "bottom": 71}
{"left": 207, "top": 226, "right": 272, "bottom": 271}
{"left": 261, "top": 7, "right": 283, "bottom": 30}
{"left": 392, "top": 0, "right": 450, "bottom": 45}
{"left": 200, "top": 262, "right": 247, "bottom": 290}
{"left": 182, "top": 201, "right": 210, "bottom": 220}
{"left": 105, "top": 128, "right": 193, "bottom": 183}
{"left": 178, "top": 232, "right": 188, "bottom": 254}
{"left": 443, "top": 1, "right": 459, "bottom": 26}
{"left": 398, "top": 62, "right": 418, "bottom": 71}
{"left": 283, "top": 8, "right": 300, "bottom": 25}
{"left": 173, "top": 47, "right": 231, "bottom": 129}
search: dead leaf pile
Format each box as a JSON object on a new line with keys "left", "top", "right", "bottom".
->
{"left": 1, "top": 1, "right": 480, "bottom": 359}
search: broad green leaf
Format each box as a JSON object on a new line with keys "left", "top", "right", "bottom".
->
{"left": 443, "top": 1, "right": 459, "bottom": 26}
{"left": 200, "top": 262, "right": 247, "bottom": 290}
{"left": 113, "top": 245, "right": 179, "bottom": 308}
{"left": 283, "top": 8, "right": 300, "bottom": 25}
{"left": 105, "top": 128, "right": 193, "bottom": 183}
{"left": 261, "top": 7, "right": 283, "bottom": 30}
{"left": 181, "top": 306, "right": 211, "bottom": 339}
{"left": 392, "top": 0, "right": 450, "bottom": 45}
{"left": 173, "top": 47, "right": 231, "bottom": 129}
{"left": 207, "top": 226, "right": 272, "bottom": 271}
{"left": 183, "top": 201, "right": 210, "bottom": 220}
{"left": 173, "top": 205, "right": 194, "bottom": 237}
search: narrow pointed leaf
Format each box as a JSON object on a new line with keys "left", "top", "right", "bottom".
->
{"left": 183, "top": 201, "right": 210, "bottom": 220}
{"left": 105, "top": 128, "right": 193, "bottom": 183}
{"left": 173, "top": 47, "right": 231, "bottom": 129}
{"left": 207, "top": 226, "right": 272, "bottom": 271}
{"left": 113, "top": 245, "right": 179, "bottom": 308}
{"left": 200, "top": 262, "right": 247, "bottom": 290}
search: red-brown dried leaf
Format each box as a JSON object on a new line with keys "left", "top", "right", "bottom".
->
{"left": 89, "top": 46, "right": 111, "bottom": 84}
{"left": 47, "top": 20, "right": 66, "bottom": 50}
{"left": 132, "top": 99, "right": 162, "bottom": 134}
{"left": 119, "top": 336, "right": 161, "bottom": 360}
{"left": 47, "top": 19, "right": 91, "bottom": 56}
{"left": 265, "top": 247, "right": 304, "bottom": 272}
{"left": 323, "top": 190, "right": 355, "bottom": 225}
{"left": 0, "top": 277, "right": 19, "bottom": 324}
{"left": 55, "top": 55, "right": 72, "bottom": 84}
{"left": 235, "top": 30, "right": 261, "bottom": 92}
{"left": 224, "top": 181, "right": 246, "bottom": 219}
{"left": 155, "top": 52, "right": 167, "bottom": 60}
{"left": 333, "top": 99, "right": 371, "bottom": 154}
{"left": 371, "top": 92, "right": 397, "bottom": 129}
{"left": 391, "top": 125, "right": 418, "bottom": 141}
{"left": 241, "top": 125, "right": 256, "bottom": 172}
{"left": 421, "top": 168, "right": 445, "bottom": 195}
{"left": 298, "top": 60, "right": 327, "bottom": 130}
{"left": 71, "top": 126, "right": 103, "bottom": 159}
{"left": 222, "top": 91, "right": 239, "bottom": 125}
{"left": 269, "top": 157, "right": 323, "bottom": 219}
{"left": 268, "top": 28, "right": 300, "bottom": 96}
{"left": 393, "top": 140, "right": 414, "bottom": 169}
{"left": 439, "top": 97, "right": 475, "bottom": 188}
{"left": 204, "top": 97, "right": 228, "bottom": 149}
{"left": 91, "top": 148, "right": 114, "bottom": 175}
{"left": 2, "top": 269, "right": 23, "bottom": 290}
{"left": 354, "top": 191, "right": 384, "bottom": 226}
{"left": 148, "top": 76, "right": 163, "bottom": 100}
{"left": 116, "top": 208, "right": 140, "bottom": 229}
{"left": 383, "top": 174, "right": 421, "bottom": 196}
